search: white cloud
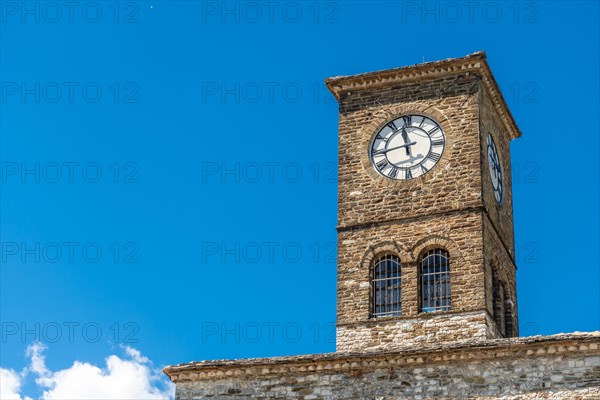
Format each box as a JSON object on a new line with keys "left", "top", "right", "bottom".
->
{"left": 26, "top": 343, "right": 49, "bottom": 377}
{"left": 0, "top": 368, "right": 31, "bottom": 400}
{"left": 0, "top": 344, "right": 174, "bottom": 400}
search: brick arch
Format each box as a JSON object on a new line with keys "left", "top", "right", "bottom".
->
{"left": 358, "top": 102, "right": 457, "bottom": 186}
{"left": 487, "top": 244, "right": 505, "bottom": 267}
{"left": 359, "top": 240, "right": 408, "bottom": 274}
{"left": 409, "top": 235, "right": 465, "bottom": 264}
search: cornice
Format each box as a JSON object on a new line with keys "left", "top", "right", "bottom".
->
{"left": 336, "top": 206, "right": 483, "bottom": 233}
{"left": 324, "top": 51, "right": 522, "bottom": 141}
{"left": 164, "top": 332, "right": 599, "bottom": 383}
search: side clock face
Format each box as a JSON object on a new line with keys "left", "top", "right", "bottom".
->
{"left": 369, "top": 115, "right": 446, "bottom": 180}
{"left": 487, "top": 133, "right": 503, "bottom": 204}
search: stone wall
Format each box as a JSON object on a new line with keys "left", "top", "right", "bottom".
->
{"left": 335, "top": 73, "right": 482, "bottom": 230}
{"left": 165, "top": 333, "right": 600, "bottom": 399}
{"left": 479, "top": 83, "right": 519, "bottom": 338}
{"left": 334, "top": 72, "right": 493, "bottom": 349}
{"left": 483, "top": 215, "right": 519, "bottom": 338}
{"left": 336, "top": 211, "right": 490, "bottom": 351}
{"left": 336, "top": 310, "right": 492, "bottom": 353}
{"left": 479, "top": 84, "right": 516, "bottom": 258}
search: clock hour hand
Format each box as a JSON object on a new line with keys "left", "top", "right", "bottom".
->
{"left": 373, "top": 142, "right": 417, "bottom": 155}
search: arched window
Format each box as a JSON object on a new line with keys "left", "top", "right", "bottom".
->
{"left": 372, "top": 255, "right": 401, "bottom": 317}
{"left": 494, "top": 280, "right": 506, "bottom": 336}
{"left": 420, "top": 249, "right": 451, "bottom": 312}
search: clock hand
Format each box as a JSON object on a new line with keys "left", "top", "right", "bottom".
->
{"left": 401, "top": 127, "right": 411, "bottom": 156}
{"left": 373, "top": 142, "right": 418, "bottom": 155}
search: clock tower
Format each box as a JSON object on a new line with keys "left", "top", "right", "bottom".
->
{"left": 325, "top": 51, "right": 521, "bottom": 352}
{"left": 165, "top": 53, "right": 599, "bottom": 400}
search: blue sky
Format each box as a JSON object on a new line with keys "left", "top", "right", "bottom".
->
{"left": 1, "top": 1, "right": 599, "bottom": 398}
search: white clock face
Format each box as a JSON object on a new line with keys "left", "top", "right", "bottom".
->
{"left": 369, "top": 115, "right": 445, "bottom": 180}
{"left": 487, "top": 133, "right": 503, "bottom": 204}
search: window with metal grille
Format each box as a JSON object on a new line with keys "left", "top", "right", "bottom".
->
{"left": 420, "top": 249, "right": 451, "bottom": 312}
{"left": 371, "top": 254, "right": 401, "bottom": 317}
{"left": 494, "top": 281, "right": 506, "bottom": 336}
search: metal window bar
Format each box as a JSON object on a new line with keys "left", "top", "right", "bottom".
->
{"left": 504, "top": 298, "right": 512, "bottom": 337}
{"left": 420, "top": 249, "right": 451, "bottom": 312}
{"left": 372, "top": 255, "right": 401, "bottom": 317}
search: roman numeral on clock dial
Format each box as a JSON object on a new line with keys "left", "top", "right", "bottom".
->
{"left": 427, "top": 152, "right": 441, "bottom": 162}
{"left": 428, "top": 126, "right": 439, "bottom": 135}
{"left": 376, "top": 159, "right": 388, "bottom": 170}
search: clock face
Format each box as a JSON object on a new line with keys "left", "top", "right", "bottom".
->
{"left": 487, "top": 133, "right": 503, "bottom": 204}
{"left": 369, "top": 115, "right": 446, "bottom": 180}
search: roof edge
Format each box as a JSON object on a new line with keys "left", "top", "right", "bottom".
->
{"left": 324, "top": 51, "right": 522, "bottom": 140}
{"left": 164, "top": 331, "right": 599, "bottom": 382}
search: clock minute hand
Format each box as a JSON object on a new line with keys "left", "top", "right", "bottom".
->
{"left": 401, "top": 127, "right": 411, "bottom": 156}
{"left": 373, "top": 142, "right": 417, "bottom": 155}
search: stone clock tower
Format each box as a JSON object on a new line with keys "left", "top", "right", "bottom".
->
{"left": 325, "top": 51, "right": 521, "bottom": 352}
